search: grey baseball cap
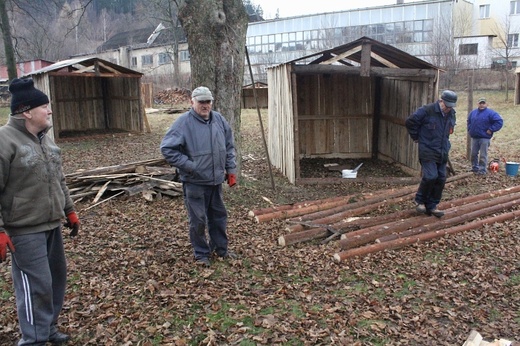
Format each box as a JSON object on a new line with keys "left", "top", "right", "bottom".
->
{"left": 191, "top": 86, "right": 214, "bottom": 101}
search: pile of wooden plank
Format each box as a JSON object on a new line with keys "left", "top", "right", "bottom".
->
{"left": 65, "top": 158, "right": 182, "bottom": 206}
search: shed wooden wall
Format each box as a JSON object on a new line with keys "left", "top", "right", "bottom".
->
{"left": 242, "top": 88, "right": 268, "bottom": 108}
{"left": 296, "top": 74, "right": 374, "bottom": 158}
{"left": 42, "top": 75, "right": 143, "bottom": 139}
{"left": 378, "top": 78, "right": 434, "bottom": 171}
{"left": 268, "top": 64, "right": 296, "bottom": 183}
{"left": 48, "top": 75, "right": 105, "bottom": 137}
{"left": 106, "top": 77, "right": 143, "bottom": 132}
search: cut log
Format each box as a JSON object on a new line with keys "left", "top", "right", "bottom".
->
{"left": 333, "top": 209, "right": 520, "bottom": 262}
{"left": 377, "top": 198, "right": 520, "bottom": 243}
{"left": 339, "top": 193, "right": 520, "bottom": 250}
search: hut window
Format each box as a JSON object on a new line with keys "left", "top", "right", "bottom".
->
{"left": 180, "top": 50, "right": 190, "bottom": 62}
{"left": 479, "top": 5, "right": 490, "bottom": 19}
{"left": 158, "top": 53, "right": 171, "bottom": 65}
{"left": 512, "top": 0, "right": 520, "bottom": 15}
{"left": 459, "top": 43, "right": 478, "bottom": 55}
{"left": 508, "top": 34, "right": 519, "bottom": 48}
{"left": 142, "top": 55, "right": 153, "bottom": 66}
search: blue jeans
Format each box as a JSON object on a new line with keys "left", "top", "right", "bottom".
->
{"left": 182, "top": 183, "right": 229, "bottom": 260}
{"left": 471, "top": 137, "right": 490, "bottom": 174}
{"left": 415, "top": 160, "right": 447, "bottom": 211}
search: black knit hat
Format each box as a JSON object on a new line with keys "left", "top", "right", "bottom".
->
{"left": 9, "top": 78, "right": 49, "bottom": 115}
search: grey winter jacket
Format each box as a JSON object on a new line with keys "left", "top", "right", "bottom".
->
{"left": 160, "top": 109, "right": 237, "bottom": 185}
{"left": 0, "top": 117, "right": 75, "bottom": 236}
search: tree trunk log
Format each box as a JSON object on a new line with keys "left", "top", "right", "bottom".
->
{"left": 339, "top": 192, "right": 520, "bottom": 250}
{"left": 333, "top": 209, "right": 520, "bottom": 262}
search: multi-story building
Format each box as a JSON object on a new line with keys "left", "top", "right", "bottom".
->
{"left": 245, "top": 0, "right": 518, "bottom": 83}
{"left": 68, "top": 0, "right": 518, "bottom": 86}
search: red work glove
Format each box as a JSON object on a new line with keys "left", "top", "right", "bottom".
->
{"left": 0, "top": 232, "right": 15, "bottom": 262}
{"left": 64, "top": 212, "right": 80, "bottom": 237}
{"left": 226, "top": 173, "right": 237, "bottom": 187}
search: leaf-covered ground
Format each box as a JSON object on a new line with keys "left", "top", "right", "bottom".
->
{"left": 1, "top": 92, "right": 519, "bottom": 345}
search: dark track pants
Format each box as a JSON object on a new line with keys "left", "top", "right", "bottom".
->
{"left": 415, "top": 160, "right": 447, "bottom": 211}
{"left": 11, "top": 227, "right": 66, "bottom": 345}
{"left": 182, "top": 183, "right": 229, "bottom": 260}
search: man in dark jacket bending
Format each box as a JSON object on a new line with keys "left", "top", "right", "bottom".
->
{"left": 160, "top": 86, "right": 237, "bottom": 267}
{"left": 405, "top": 90, "right": 457, "bottom": 218}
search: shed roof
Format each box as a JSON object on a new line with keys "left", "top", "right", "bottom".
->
{"left": 24, "top": 57, "right": 142, "bottom": 77}
{"left": 288, "top": 36, "right": 439, "bottom": 70}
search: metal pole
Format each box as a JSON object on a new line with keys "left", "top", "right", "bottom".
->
{"left": 245, "top": 46, "right": 276, "bottom": 190}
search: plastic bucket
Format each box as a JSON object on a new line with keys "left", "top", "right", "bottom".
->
{"left": 505, "top": 162, "right": 519, "bottom": 177}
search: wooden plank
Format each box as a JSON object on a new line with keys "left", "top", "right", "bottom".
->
{"left": 92, "top": 180, "right": 111, "bottom": 204}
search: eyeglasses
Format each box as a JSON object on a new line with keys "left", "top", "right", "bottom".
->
{"left": 198, "top": 100, "right": 212, "bottom": 104}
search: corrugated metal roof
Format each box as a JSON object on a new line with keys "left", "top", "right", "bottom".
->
{"left": 24, "top": 57, "right": 142, "bottom": 77}
{"left": 288, "top": 36, "right": 439, "bottom": 70}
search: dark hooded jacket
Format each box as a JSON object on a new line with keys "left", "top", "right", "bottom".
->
{"left": 0, "top": 117, "right": 74, "bottom": 236}
{"left": 405, "top": 101, "right": 456, "bottom": 164}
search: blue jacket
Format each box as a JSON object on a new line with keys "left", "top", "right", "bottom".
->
{"left": 406, "top": 101, "right": 456, "bottom": 164}
{"left": 160, "top": 109, "right": 236, "bottom": 185}
{"left": 467, "top": 107, "right": 503, "bottom": 139}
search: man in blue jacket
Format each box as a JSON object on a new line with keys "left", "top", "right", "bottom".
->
{"left": 467, "top": 97, "right": 503, "bottom": 175}
{"left": 160, "top": 86, "right": 237, "bottom": 267}
{"left": 406, "top": 90, "right": 457, "bottom": 218}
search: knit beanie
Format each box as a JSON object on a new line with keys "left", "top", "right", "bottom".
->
{"left": 9, "top": 78, "right": 49, "bottom": 115}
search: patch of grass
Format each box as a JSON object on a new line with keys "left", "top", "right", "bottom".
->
{"left": 0, "top": 106, "right": 9, "bottom": 125}
{"left": 509, "top": 274, "right": 520, "bottom": 286}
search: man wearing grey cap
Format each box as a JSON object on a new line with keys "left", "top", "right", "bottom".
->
{"left": 160, "top": 86, "right": 237, "bottom": 266}
{"left": 467, "top": 97, "right": 503, "bottom": 175}
{"left": 406, "top": 90, "right": 457, "bottom": 218}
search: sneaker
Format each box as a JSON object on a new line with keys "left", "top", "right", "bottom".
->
{"left": 221, "top": 251, "right": 238, "bottom": 259}
{"left": 415, "top": 203, "right": 426, "bottom": 214}
{"left": 429, "top": 208, "right": 444, "bottom": 218}
{"left": 196, "top": 257, "right": 211, "bottom": 267}
{"left": 49, "top": 331, "right": 71, "bottom": 345}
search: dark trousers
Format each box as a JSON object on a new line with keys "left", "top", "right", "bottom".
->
{"left": 182, "top": 183, "right": 229, "bottom": 260}
{"left": 11, "top": 227, "right": 66, "bottom": 345}
{"left": 415, "top": 160, "right": 447, "bottom": 211}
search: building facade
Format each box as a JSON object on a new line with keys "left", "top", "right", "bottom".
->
{"left": 64, "top": 0, "right": 518, "bottom": 86}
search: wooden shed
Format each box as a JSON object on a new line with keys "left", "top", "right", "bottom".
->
{"left": 25, "top": 57, "right": 144, "bottom": 140}
{"left": 267, "top": 36, "right": 441, "bottom": 184}
{"left": 242, "top": 82, "right": 268, "bottom": 109}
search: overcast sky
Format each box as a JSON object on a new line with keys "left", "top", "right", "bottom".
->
{"left": 256, "top": 0, "right": 400, "bottom": 20}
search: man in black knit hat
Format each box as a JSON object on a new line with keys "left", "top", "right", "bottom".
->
{"left": 0, "top": 78, "right": 80, "bottom": 345}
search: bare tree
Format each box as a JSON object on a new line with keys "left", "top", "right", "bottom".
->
{"left": 176, "top": 0, "right": 248, "bottom": 175}
{"left": 490, "top": 13, "right": 520, "bottom": 101}
{"left": 427, "top": 5, "right": 472, "bottom": 88}
{"left": 138, "top": 0, "right": 183, "bottom": 85}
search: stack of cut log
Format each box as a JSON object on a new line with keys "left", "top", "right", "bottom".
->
{"left": 65, "top": 158, "right": 182, "bottom": 206}
{"left": 249, "top": 173, "right": 520, "bottom": 263}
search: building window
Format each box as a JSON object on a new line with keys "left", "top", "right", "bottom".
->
{"left": 141, "top": 55, "right": 153, "bottom": 66}
{"left": 511, "top": 0, "right": 520, "bottom": 14}
{"left": 180, "top": 50, "right": 190, "bottom": 62}
{"left": 508, "top": 33, "right": 519, "bottom": 47}
{"left": 459, "top": 43, "right": 478, "bottom": 55}
{"left": 158, "top": 53, "right": 171, "bottom": 65}
{"left": 479, "top": 5, "right": 490, "bottom": 18}
{"left": 131, "top": 57, "right": 137, "bottom": 67}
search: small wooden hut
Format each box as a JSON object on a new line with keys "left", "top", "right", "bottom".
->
{"left": 268, "top": 36, "right": 441, "bottom": 184}
{"left": 25, "top": 57, "right": 144, "bottom": 140}
{"left": 242, "top": 82, "right": 268, "bottom": 109}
